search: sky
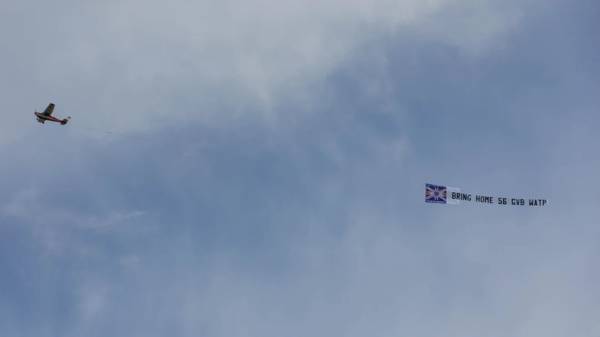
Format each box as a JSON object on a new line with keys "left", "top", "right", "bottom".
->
{"left": 1, "top": 0, "right": 599, "bottom": 336}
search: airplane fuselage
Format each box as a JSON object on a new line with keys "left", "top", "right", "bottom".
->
{"left": 34, "top": 112, "right": 69, "bottom": 125}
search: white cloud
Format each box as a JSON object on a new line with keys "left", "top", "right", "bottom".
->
{"left": 0, "top": 0, "right": 525, "bottom": 140}
{"left": 66, "top": 210, "right": 599, "bottom": 337}
{"left": 418, "top": 0, "right": 523, "bottom": 54}
{"left": 1, "top": 187, "right": 39, "bottom": 219}
{"left": 1, "top": 187, "right": 147, "bottom": 256}
{"left": 78, "top": 282, "right": 109, "bottom": 323}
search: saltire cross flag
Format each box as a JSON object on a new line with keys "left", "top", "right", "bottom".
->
{"left": 425, "top": 184, "right": 447, "bottom": 204}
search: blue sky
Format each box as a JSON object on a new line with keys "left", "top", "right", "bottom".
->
{"left": 1, "top": 0, "right": 599, "bottom": 336}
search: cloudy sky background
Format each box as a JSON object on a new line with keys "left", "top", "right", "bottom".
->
{"left": 1, "top": 0, "right": 599, "bottom": 336}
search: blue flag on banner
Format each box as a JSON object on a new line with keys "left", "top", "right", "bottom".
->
{"left": 425, "top": 184, "right": 447, "bottom": 204}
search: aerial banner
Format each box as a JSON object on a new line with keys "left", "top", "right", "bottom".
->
{"left": 425, "top": 183, "right": 547, "bottom": 207}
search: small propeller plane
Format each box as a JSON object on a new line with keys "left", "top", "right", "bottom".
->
{"left": 34, "top": 103, "right": 70, "bottom": 125}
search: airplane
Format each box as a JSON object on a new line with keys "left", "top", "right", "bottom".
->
{"left": 34, "top": 103, "right": 70, "bottom": 125}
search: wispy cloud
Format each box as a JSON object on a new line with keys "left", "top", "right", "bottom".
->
{"left": 0, "top": 0, "right": 526, "bottom": 140}
{"left": 1, "top": 0, "right": 599, "bottom": 336}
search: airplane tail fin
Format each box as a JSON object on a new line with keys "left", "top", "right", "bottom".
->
{"left": 61, "top": 117, "right": 71, "bottom": 125}
{"left": 34, "top": 112, "right": 45, "bottom": 123}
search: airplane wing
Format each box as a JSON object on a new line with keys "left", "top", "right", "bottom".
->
{"left": 42, "top": 103, "right": 55, "bottom": 116}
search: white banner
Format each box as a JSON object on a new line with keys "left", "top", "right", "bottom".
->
{"left": 425, "top": 183, "right": 547, "bottom": 207}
